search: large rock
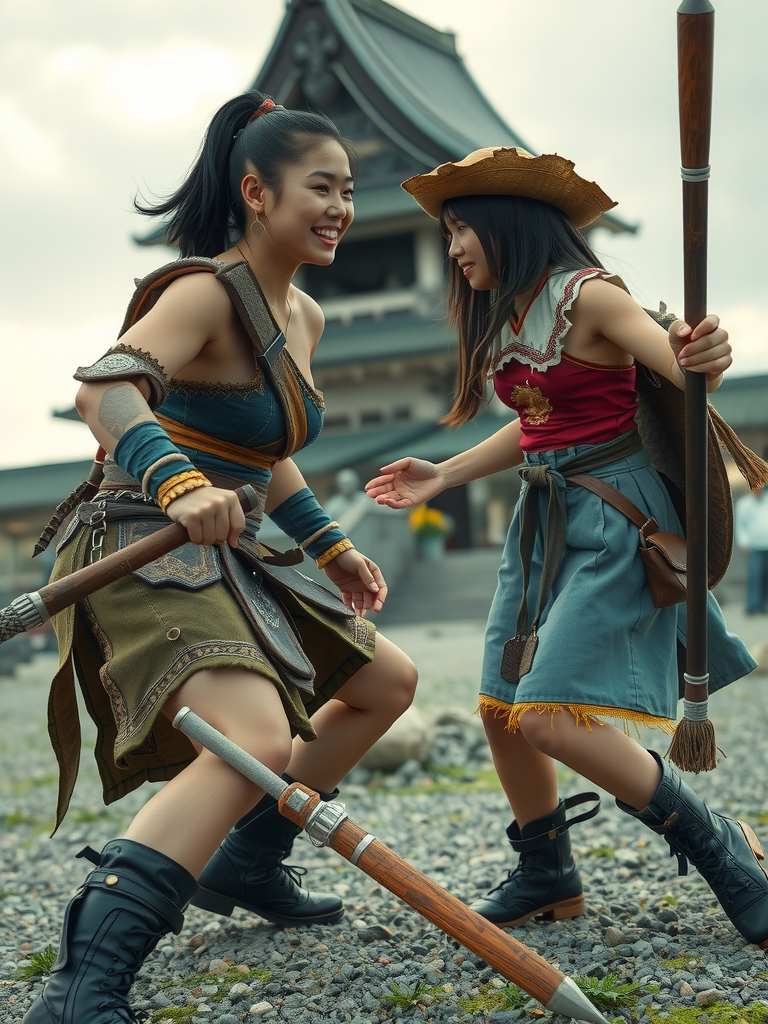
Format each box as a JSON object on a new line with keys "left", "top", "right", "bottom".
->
{"left": 359, "top": 705, "right": 435, "bottom": 772}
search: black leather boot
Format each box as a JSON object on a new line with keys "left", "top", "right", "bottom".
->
{"left": 22, "top": 839, "right": 197, "bottom": 1024}
{"left": 192, "top": 779, "right": 344, "bottom": 926}
{"left": 468, "top": 792, "right": 600, "bottom": 928}
{"left": 617, "top": 749, "right": 768, "bottom": 948}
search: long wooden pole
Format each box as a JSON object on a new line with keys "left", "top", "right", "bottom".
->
{"left": 173, "top": 708, "right": 609, "bottom": 1024}
{"left": 667, "top": 0, "right": 717, "bottom": 772}
{"left": 0, "top": 486, "right": 261, "bottom": 645}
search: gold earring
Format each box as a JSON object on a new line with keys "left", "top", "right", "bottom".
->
{"left": 250, "top": 215, "right": 265, "bottom": 239}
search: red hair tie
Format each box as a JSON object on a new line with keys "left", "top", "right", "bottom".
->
{"left": 247, "top": 98, "right": 276, "bottom": 123}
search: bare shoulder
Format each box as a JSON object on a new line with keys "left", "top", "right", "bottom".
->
{"left": 151, "top": 269, "right": 233, "bottom": 326}
{"left": 570, "top": 276, "right": 663, "bottom": 335}
{"left": 115, "top": 268, "right": 235, "bottom": 373}
{"left": 291, "top": 287, "right": 325, "bottom": 349}
{"left": 572, "top": 276, "right": 638, "bottom": 315}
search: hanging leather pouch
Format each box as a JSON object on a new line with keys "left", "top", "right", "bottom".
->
{"left": 568, "top": 473, "right": 687, "bottom": 608}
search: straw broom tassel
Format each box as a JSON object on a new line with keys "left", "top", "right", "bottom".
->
{"left": 667, "top": 672, "right": 717, "bottom": 773}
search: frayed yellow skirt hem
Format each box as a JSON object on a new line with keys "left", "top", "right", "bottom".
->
{"left": 475, "top": 697, "right": 676, "bottom": 738}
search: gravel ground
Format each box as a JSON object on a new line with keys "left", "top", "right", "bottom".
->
{"left": 1, "top": 608, "right": 767, "bottom": 1023}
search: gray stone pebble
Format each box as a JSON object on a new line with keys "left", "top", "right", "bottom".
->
{"left": 3, "top": 627, "right": 768, "bottom": 1022}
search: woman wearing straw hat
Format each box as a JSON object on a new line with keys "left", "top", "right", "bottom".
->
{"left": 366, "top": 146, "right": 768, "bottom": 947}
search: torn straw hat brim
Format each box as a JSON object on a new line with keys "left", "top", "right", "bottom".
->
{"left": 402, "top": 147, "right": 617, "bottom": 229}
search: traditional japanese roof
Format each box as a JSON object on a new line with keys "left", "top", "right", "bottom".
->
{"left": 136, "top": 0, "right": 634, "bottom": 246}
{"left": 251, "top": 0, "right": 635, "bottom": 235}
{"left": 0, "top": 460, "right": 93, "bottom": 512}
{"left": 708, "top": 373, "right": 768, "bottom": 431}
{"left": 256, "top": 0, "right": 529, "bottom": 162}
{"left": 291, "top": 412, "right": 513, "bottom": 476}
{"left": 313, "top": 315, "right": 452, "bottom": 368}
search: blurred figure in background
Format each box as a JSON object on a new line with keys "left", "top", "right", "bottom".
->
{"left": 735, "top": 481, "right": 768, "bottom": 614}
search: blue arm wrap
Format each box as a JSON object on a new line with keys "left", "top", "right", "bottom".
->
{"left": 113, "top": 420, "right": 192, "bottom": 497}
{"left": 268, "top": 487, "right": 348, "bottom": 559}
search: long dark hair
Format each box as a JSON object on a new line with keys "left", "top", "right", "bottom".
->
{"left": 135, "top": 90, "right": 357, "bottom": 258}
{"left": 439, "top": 194, "right": 605, "bottom": 425}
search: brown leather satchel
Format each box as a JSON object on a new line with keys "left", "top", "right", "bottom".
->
{"left": 568, "top": 473, "right": 687, "bottom": 608}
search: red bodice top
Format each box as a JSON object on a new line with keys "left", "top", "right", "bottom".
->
{"left": 493, "top": 352, "right": 638, "bottom": 452}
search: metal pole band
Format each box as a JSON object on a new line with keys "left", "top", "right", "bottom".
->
{"left": 682, "top": 697, "right": 710, "bottom": 721}
{"left": 304, "top": 800, "right": 349, "bottom": 847}
{"left": 681, "top": 165, "right": 711, "bottom": 181}
{"left": 10, "top": 592, "right": 48, "bottom": 630}
{"left": 350, "top": 833, "right": 376, "bottom": 865}
{"left": 683, "top": 672, "right": 710, "bottom": 686}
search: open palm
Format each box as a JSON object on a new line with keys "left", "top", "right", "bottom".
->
{"left": 365, "top": 457, "right": 444, "bottom": 509}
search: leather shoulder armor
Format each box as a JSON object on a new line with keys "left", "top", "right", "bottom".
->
{"left": 74, "top": 344, "right": 169, "bottom": 410}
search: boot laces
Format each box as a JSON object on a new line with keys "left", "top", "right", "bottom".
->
{"left": 488, "top": 855, "right": 532, "bottom": 895}
{"left": 96, "top": 933, "right": 155, "bottom": 1017}
{"left": 666, "top": 829, "right": 764, "bottom": 907}
{"left": 279, "top": 864, "right": 308, "bottom": 890}
{"left": 248, "top": 861, "right": 308, "bottom": 889}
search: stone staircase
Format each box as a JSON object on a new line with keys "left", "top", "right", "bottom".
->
{"left": 375, "top": 547, "right": 502, "bottom": 626}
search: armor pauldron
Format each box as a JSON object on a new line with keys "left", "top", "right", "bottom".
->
{"left": 74, "top": 344, "right": 168, "bottom": 410}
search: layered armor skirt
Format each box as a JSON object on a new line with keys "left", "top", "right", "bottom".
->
{"left": 46, "top": 489, "right": 375, "bottom": 827}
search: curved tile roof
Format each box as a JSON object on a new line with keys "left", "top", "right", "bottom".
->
{"left": 328, "top": 0, "right": 529, "bottom": 155}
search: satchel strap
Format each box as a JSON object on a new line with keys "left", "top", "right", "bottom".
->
{"left": 567, "top": 473, "right": 659, "bottom": 538}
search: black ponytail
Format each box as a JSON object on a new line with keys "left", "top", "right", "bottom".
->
{"left": 135, "top": 90, "right": 356, "bottom": 258}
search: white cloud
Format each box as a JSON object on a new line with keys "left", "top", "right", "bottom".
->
{"left": 0, "top": 98, "right": 64, "bottom": 178}
{"left": 716, "top": 305, "right": 768, "bottom": 376}
{"left": 47, "top": 44, "right": 251, "bottom": 127}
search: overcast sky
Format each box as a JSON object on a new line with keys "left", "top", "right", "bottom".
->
{"left": 1, "top": 0, "right": 765, "bottom": 470}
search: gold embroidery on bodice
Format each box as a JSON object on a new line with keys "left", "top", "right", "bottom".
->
{"left": 509, "top": 383, "right": 553, "bottom": 425}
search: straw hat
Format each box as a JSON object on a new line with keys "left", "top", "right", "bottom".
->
{"left": 402, "top": 147, "right": 617, "bottom": 228}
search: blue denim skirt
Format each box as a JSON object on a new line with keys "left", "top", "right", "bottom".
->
{"left": 480, "top": 439, "right": 755, "bottom": 733}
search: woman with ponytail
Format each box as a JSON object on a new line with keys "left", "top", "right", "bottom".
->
{"left": 24, "top": 91, "right": 417, "bottom": 1024}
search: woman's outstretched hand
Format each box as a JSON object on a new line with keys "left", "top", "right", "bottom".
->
{"left": 668, "top": 314, "right": 731, "bottom": 389}
{"left": 322, "top": 549, "right": 387, "bottom": 616}
{"left": 365, "top": 458, "right": 444, "bottom": 509}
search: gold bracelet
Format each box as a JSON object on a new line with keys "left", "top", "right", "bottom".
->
{"left": 158, "top": 473, "right": 212, "bottom": 513}
{"left": 159, "top": 477, "right": 211, "bottom": 513}
{"left": 316, "top": 537, "right": 355, "bottom": 568}
{"left": 157, "top": 470, "right": 208, "bottom": 508}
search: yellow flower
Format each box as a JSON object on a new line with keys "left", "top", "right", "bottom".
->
{"left": 409, "top": 504, "right": 453, "bottom": 537}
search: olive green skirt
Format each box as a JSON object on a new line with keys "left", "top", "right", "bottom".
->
{"left": 47, "top": 513, "right": 375, "bottom": 830}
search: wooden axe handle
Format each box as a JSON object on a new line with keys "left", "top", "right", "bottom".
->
{"left": 279, "top": 784, "right": 563, "bottom": 1007}
{"left": 0, "top": 485, "right": 260, "bottom": 643}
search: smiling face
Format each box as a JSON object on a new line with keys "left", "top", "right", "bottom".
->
{"left": 443, "top": 213, "right": 501, "bottom": 291}
{"left": 256, "top": 139, "right": 355, "bottom": 267}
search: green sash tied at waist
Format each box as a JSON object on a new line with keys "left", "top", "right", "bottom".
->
{"left": 501, "top": 429, "right": 644, "bottom": 684}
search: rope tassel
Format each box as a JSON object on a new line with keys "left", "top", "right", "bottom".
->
{"left": 666, "top": 672, "right": 719, "bottom": 773}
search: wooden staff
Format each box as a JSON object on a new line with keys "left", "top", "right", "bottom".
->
{"left": 173, "top": 707, "right": 609, "bottom": 1024}
{"left": 666, "top": 0, "right": 717, "bottom": 773}
{"left": 0, "top": 485, "right": 261, "bottom": 646}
